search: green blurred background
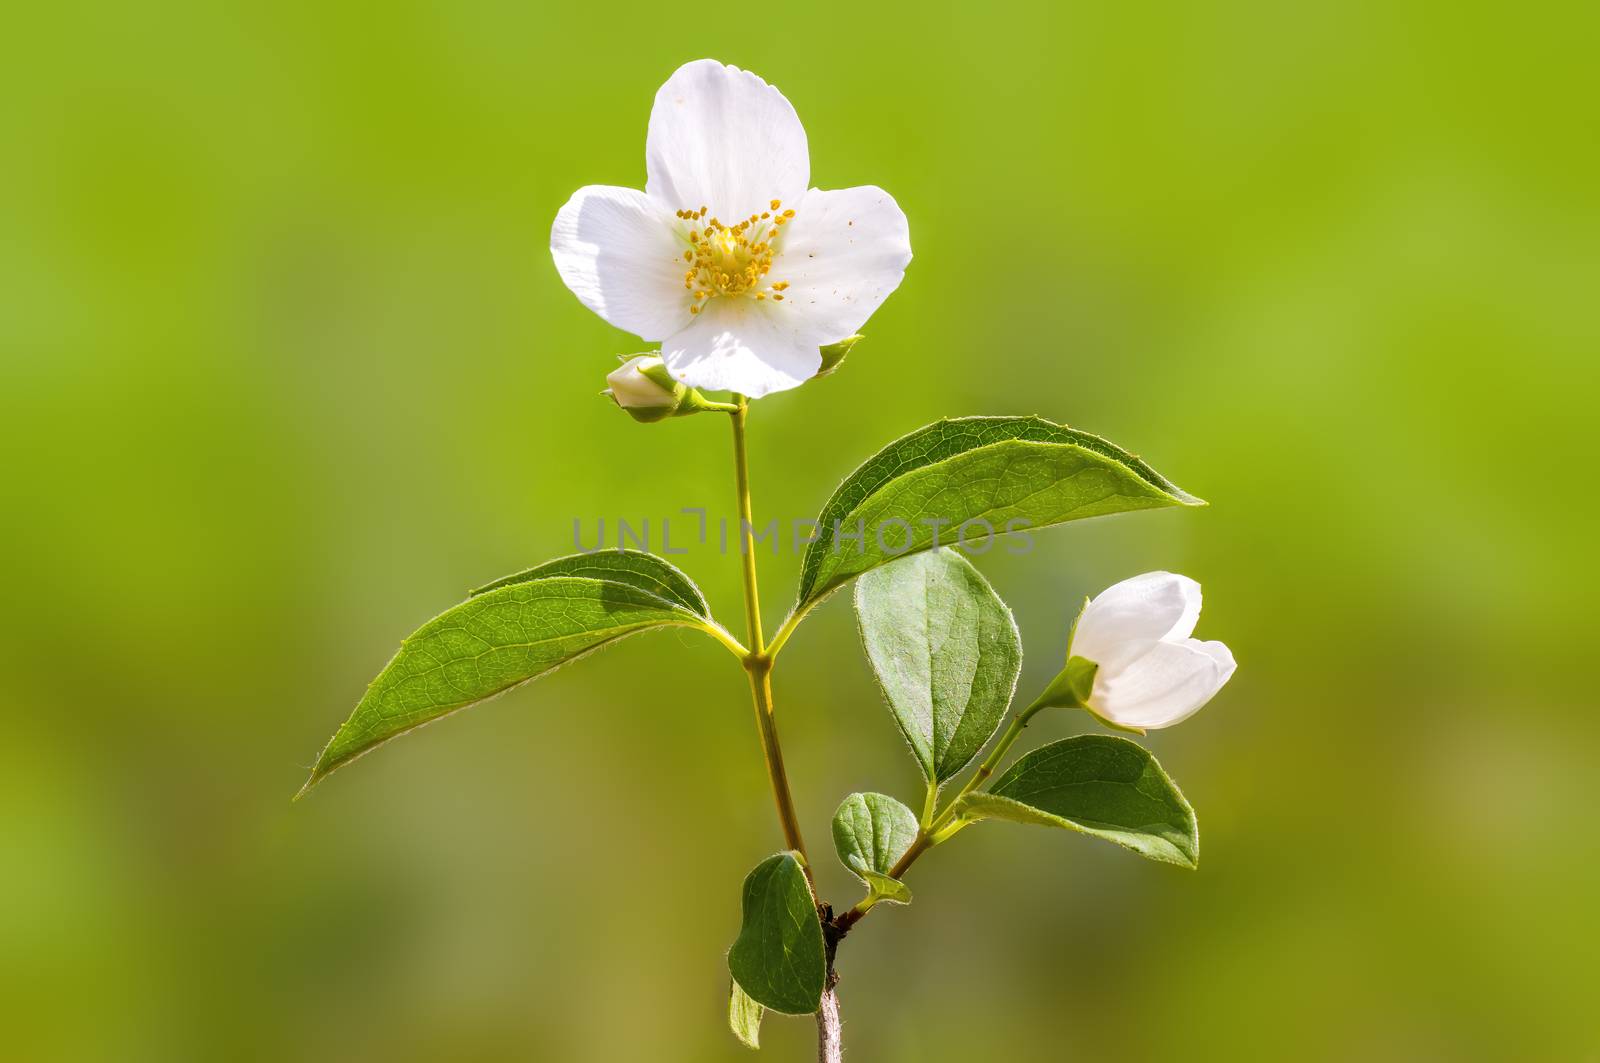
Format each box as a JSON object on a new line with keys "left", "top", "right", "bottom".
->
{"left": 4, "top": 1, "right": 1596, "bottom": 1059}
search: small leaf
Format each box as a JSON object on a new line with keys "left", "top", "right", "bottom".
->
{"left": 954, "top": 735, "right": 1198, "bottom": 867}
{"left": 728, "top": 981, "right": 764, "bottom": 1049}
{"left": 469, "top": 549, "right": 709, "bottom": 618}
{"left": 855, "top": 549, "right": 1021, "bottom": 783}
{"left": 797, "top": 416, "right": 1202, "bottom": 608}
{"left": 728, "top": 852, "right": 827, "bottom": 1015}
{"left": 300, "top": 577, "right": 710, "bottom": 793}
{"left": 831, "top": 792, "right": 919, "bottom": 881}
{"left": 862, "top": 870, "right": 913, "bottom": 905}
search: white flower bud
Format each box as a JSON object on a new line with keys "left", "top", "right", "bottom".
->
{"left": 606, "top": 355, "right": 681, "bottom": 413}
{"left": 1068, "top": 571, "right": 1236, "bottom": 731}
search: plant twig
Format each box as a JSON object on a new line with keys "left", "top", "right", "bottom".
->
{"left": 816, "top": 974, "right": 842, "bottom": 1063}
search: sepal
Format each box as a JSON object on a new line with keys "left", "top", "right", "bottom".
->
{"left": 815, "top": 334, "right": 862, "bottom": 377}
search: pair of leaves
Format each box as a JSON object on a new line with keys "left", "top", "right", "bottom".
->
{"left": 797, "top": 416, "right": 1202, "bottom": 608}
{"left": 298, "top": 551, "right": 720, "bottom": 793}
{"left": 302, "top": 415, "right": 1199, "bottom": 798}
{"left": 727, "top": 795, "right": 915, "bottom": 1044}
{"left": 956, "top": 734, "right": 1199, "bottom": 868}
{"left": 724, "top": 813, "right": 927, "bottom": 1033}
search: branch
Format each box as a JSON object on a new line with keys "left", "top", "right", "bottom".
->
{"left": 816, "top": 971, "right": 842, "bottom": 1062}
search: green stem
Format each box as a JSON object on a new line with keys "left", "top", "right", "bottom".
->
{"left": 730, "top": 397, "right": 810, "bottom": 867}
{"left": 730, "top": 398, "right": 765, "bottom": 652}
{"left": 926, "top": 703, "right": 1041, "bottom": 836}
{"left": 766, "top": 602, "right": 813, "bottom": 660}
{"left": 920, "top": 779, "right": 939, "bottom": 829}
{"left": 698, "top": 622, "right": 751, "bottom": 660}
{"left": 745, "top": 661, "right": 807, "bottom": 860}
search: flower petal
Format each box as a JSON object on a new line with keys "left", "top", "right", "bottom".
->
{"left": 550, "top": 184, "right": 690, "bottom": 341}
{"left": 1090, "top": 637, "right": 1234, "bottom": 730}
{"left": 1193, "top": 639, "right": 1237, "bottom": 685}
{"left": 645, "top": 60, "right": 809, "bottom": 221}
{"left": 772, "top": 186, "right": 912, "bottom": 342}
{"left": 661, "top": 297, "right": 821, "bottom": 398}
{"left": 1072, "top": 571, "right": 1203, "bottom": 673}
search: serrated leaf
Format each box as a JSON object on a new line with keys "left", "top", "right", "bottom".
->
{"left": 831, "top": 792, "right": 918, "bottom": 881}
{"left": 469, "top": 549, "right": 709, "bottom": 618}
{"left": 796, "top": 416, "right": 1202, "bottom": 607}
{"left": 300, "top": 577, "right": 709, "bottom": 793}
{"left": 955, "top": 735, "right": 1198, "bottom": 867}
{"left": 727, "top": 852, "right": 826, "bottom": 1015}
{"left": 855, "top": 549, "right": 1021, "bottom": 783}
{"left": 728, "top": 981, "right": 764, "bottom": 1049}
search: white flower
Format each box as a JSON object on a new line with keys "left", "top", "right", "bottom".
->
{"left": 551, "top": 59, "right": 912, "bottom": 399}
{"left": 606, "top": 355, "right": 678, "bottom": 410}
{"left": 1069, "top": 572, "right": 1236, "bottom": 730}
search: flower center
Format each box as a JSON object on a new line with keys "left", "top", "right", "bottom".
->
{"left": 676, "top": 200, "right": 796, "bottom": 314}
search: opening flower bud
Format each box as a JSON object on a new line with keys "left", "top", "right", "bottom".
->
{"left": 1037, "top": 572, "right": 1236, "bottom": 732}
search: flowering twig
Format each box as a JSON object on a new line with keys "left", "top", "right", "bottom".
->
{"left": 300, "top": 57, "right": 1238, "bottom": 1063}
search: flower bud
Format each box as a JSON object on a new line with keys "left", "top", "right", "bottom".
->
{"left": 604, "top": 355, "right": 685, "bottom": 422}
{"left": 1038, "top": 572, "right": 1235, "bottom": 732}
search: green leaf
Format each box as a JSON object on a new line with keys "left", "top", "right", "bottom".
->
{"left": 727, "top": 852, "right": 827, "bottom": 1015}
{"left": 796, "top": 416, "right": 1203, "bottom": 607}
{"left": 954, "top": 735, "right": 1198, "bottom": 867}
{"left": 862, "top": 870, "right": 913, "bottom": 905}
{"left": 854, "top": 549, "right": 1021, "bottom": 783}
{"left": 728, "top": 981, "right": 764, "bottom": 1049}
{"left": 831, "top": 792, "right": 918, "bottom": 883}
{"left": 469, "top": 549, "right": 709, "bottom": 618}
{"left": 300, "top": 577, "right": 709, "bottom": 793}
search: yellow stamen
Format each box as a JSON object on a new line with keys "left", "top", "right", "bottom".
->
{"left": 674, "top": 197, "right": 798, "bottom": 313}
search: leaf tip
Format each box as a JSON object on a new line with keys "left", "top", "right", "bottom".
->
{"left": 295, "top": 743, "right": 348, "bottom": 801}
{"left": 1160, "top": 477, "right": 1207, "bottom": 506}
{"left": 293, "top": 764, "right": 329, "bottom": 801}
